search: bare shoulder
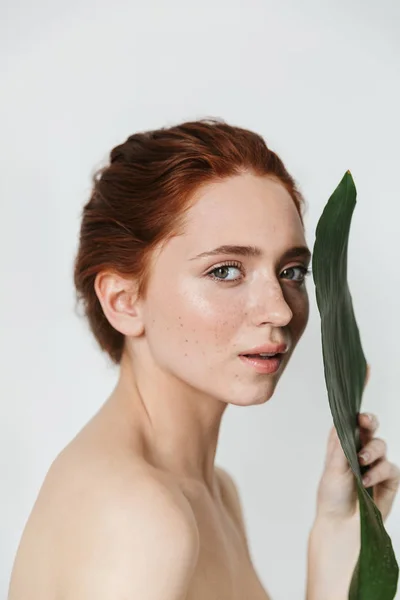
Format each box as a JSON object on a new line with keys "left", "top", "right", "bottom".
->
{"left": 66, "top": 450, "right": 199, "bottom": 600}
{"left": 18, "top": 448, "right": 200, "bottom": 600}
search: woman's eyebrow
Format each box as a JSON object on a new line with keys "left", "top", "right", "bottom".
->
{"left": 282, "top": 246, "right": 312, "bottom": 262}
{"left": 190, "top": 245, "right": 262, "bottom": 260}
{"left": 190, "top": 244, "right": 311, "bottom": 261}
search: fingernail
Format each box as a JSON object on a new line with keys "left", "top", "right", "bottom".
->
{"left": 365, "top": 413, "right": 374, "bottom": 422}
{"left": 359, "top": 452, "right": 369, "bottom": 463}
{"left": 362, "top": 475, "right": 370, "bottom": 486}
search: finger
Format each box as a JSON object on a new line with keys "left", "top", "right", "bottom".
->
{"left": 358, "top": 413, "right": 379, "bottom": 446}
{"left": 358, "top": 437, "right": 387, "bottom": 466}
{"left": 371, "top": 462, "right": 400, "bottom": 521}
{"left": 358, "top": 412, "right": 379, "bottom": 433}
{"left": 362, "top": 460, "right": 400, "bottom": 490}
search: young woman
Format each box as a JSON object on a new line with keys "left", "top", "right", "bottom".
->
{"left": 8, "top": 119, "right": 399, "bottom": 600}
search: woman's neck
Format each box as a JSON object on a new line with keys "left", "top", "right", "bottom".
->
{"left": 106, "top": 349, "right": 228, "bottom": 492}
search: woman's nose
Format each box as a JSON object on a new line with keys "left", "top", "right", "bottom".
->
{"left": 250, "top": 283, "right": 293, "bottom": 327}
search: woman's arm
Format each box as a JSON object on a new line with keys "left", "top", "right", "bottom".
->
{"left": 306, "top": 515, "right": 360, "bottom": 600}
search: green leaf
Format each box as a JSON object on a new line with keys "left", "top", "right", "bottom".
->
{"left": 312, "top": 171, "right": 399, "bottom": 599}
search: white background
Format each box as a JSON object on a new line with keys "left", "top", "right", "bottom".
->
{"left": 1, "top": 0, "right": 399, "bottom": 598}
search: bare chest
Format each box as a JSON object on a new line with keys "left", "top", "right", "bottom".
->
{"left": 187, "top": 543, "right": 269, "bottom": 600}
{"left": 182, "top": 486, "right": 270, "bottom": 600}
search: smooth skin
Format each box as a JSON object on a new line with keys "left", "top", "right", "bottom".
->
{"left": 8, "top": 173, "right": 399, "bottom": 600}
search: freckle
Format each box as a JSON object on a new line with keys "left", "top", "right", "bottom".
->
{"left": 184, "top": 353, "right": 188, "bottom": 357}
{"left": 185, "top": 339, "right": 188, "bottom": 342}
{"left": 180, "top": 324, "right": 183, "bottom": 327}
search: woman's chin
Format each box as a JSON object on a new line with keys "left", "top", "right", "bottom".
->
{"left": 226, "top": 385, "right": 277, "bottom": 407}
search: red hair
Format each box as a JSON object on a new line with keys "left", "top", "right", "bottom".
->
{"left": 73, "top": 118, "right": 305, "bottom": 364}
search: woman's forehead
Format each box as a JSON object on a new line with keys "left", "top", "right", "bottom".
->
{"left": 156, "top": 174, "right": 307, "bottom": 264}
{"left": 182, "top": 174, "right": 305, "bottom": 245}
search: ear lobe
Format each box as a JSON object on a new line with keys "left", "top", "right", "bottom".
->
{"left": 94, "top": 271, "right": 145, "bottom": 337}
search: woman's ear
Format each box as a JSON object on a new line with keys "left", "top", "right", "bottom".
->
{"left": 94, "top": 271, "right": 145, "bottom": 337}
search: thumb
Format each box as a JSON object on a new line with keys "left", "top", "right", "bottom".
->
{"left": 324, "top": 425, "right": 349, "bottom": 473}
{"left": 364, "top": 363, "right": 371, "bottom": 389}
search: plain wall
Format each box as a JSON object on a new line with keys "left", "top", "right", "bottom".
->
{"left": 1, "top": 0, "right": 399, "bottom": 598}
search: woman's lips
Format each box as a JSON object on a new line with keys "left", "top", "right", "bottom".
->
{"left": 239, "top": 353, "right": 283, "bottom": 374}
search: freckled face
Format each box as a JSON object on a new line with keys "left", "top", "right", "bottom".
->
{"left": 139, "top": 173, "right": 310, "bottom": 406}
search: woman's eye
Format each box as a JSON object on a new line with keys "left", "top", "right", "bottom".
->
{"left": 208, "top": 265, "right": 242, "bottom": 281}
{"left": 281, "top": 266, "right": 310, "bottom": 283}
